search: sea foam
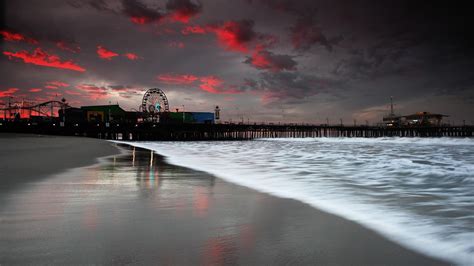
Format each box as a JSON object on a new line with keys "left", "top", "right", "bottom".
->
{"left": 116, "top": 138, "right": 474, "bottom": 265}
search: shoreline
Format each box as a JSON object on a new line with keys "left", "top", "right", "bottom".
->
{"left": 117, "top": 141, "right": 450, "bottom": 265}
{"left": 0, "top": 134, "right": 449, "bottom": 264}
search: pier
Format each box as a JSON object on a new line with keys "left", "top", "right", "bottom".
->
{"left": 1, "top": 121, "right": 472, "bottom": 140}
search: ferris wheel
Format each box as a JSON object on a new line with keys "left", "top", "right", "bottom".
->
{"left": 141, "top": 88, "right": 169, "bottom": 114}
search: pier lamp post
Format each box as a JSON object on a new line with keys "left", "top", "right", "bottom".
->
{"left": 214, "top": 106, "right": 220, "bottom": 123}
{"left": 182, "top": 105, "right": 185, "bottom": 123}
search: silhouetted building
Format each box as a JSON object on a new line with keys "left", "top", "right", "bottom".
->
{"left": 60, "top": 105, "right": 136, "bottom": 124}
{"left": 81, "top": 105, "right": 126, "bottom": 122}
{"left": 403, "top": 112, "right": 448, "bottom": 126}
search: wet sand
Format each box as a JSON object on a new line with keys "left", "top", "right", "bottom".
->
{"left": 0, "top": 133, "right": 119, "bottom": 192}
{"left": 0, "top": 135, "right": 448, "bottom": 265}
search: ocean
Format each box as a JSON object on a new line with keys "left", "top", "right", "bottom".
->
{"left": 120, "top": 138, "right": 474, "bottom": 265}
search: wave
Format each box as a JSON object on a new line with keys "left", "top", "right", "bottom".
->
{"left": 259, "top": 137, "right": 474, "bottom": 146}
{"left": 115, "top": 138, "right": 474, "bottom": 265}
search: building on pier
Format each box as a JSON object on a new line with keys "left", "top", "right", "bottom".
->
{"left": 403, "top": 112, "right": 448, "bottom": 126}
{"left": 60, "top": 104, "right": 138, "bottom": 124}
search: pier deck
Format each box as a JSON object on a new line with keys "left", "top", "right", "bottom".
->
{"left": 1, "top": 121, "right": 472, "bottom": 140}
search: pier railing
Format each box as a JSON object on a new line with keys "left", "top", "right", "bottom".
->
{"left": 1, "top": 121, "right": 473, "bottom": 140}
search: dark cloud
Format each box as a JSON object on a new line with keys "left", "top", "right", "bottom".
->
{"left": 291, "top": 17, "right": 330, "bottom": 51}
{"left": 165, "top": 0, "right": 202, "bottom": 23}
{"left": 207, "top": 20, "right": 257, "bottom": 52}
{"left": 247, "top": 0, "right": 339, "bottom": 51}
{"left": 121, "top": 0, "right": 164, "bottom": 24}
{"left": 244, "top": 49, "right": 297, "bottom": 72}
{"left": 243, "top": 71, "right": 342, "bottom": 104}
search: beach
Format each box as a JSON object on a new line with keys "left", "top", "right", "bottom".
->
{"left": 0, "top": 134, "right": 448, "bottom": 265}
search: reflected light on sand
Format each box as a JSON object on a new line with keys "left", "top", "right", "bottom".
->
{"left": 150, "top": 150, "right": 153, "bottom": 167}
{"left": 193, "top": 187, "right": 210, "bottom": 217}
{"left": 203, "top": 235, "right": 237, "bottom": 265}
{"left": 132, "top": 147, "right": 136, "bottom": 167}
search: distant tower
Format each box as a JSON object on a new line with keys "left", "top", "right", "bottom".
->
{"left": 214, "top": 106, "right": 220, "bottom": 123}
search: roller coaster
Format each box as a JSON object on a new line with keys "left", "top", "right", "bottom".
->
{"left": 0, "top": 98, "right": 69, "bottom": 120}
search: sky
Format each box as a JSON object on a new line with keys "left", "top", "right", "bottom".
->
{"left": 1, "top": 0, "right": 473, "bottom": 124}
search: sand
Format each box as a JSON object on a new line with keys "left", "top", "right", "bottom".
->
{"left": 0, "top": 134, "right": 448, "bottom": 265}
{"left": 0, "top": 133, "right": 119, "bottom": 191}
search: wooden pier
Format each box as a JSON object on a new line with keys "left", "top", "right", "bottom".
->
{"left": 1, "top": 121, "right": 473, "bottom": 140}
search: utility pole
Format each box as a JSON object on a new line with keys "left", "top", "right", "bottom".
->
{"left": 340, "top": 118, "right": 343, "bottom": 126}
{"left": 326, "top": 117, "right": 329, "bottom": 125}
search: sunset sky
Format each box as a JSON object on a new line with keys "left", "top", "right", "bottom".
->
{"left": 1, "top": 0, "right": 473, "bottom": 124}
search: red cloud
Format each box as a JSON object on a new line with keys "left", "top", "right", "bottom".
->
{"left": 124, "top": 52, "right": 140, "bottom": 60}
{"left": 0, "top": 88, "right": 19, "bottom": 98}
{"left": 122, "top": 0, "right": 164, "bottom": 25}
{"left": 0, "top": 30, "right": 38, "bottom": 44}
{"left": 45, "top": 81, "right": 70, "bottom": 89}
{"left": 157, "top": 73, "right": 240, "bottom": 94}
{"left": 245, "top": 47, "right": 297, "bottom": 72}
{"left": 168, "top": 41, "right": 185, "bottom": 48}
{"left": 3, "top": 48, "right": 86, "bottom": 72}
{"left": 48, "top": 81, "right": 69, "bottom": 87}
{"left": 29, "top": 88, "right": 42, "bottom": 92}
{"left": 167, "top": 12, "right": 194, "bottom": 24}
{"left": 181, "top": 25, "right": 207, "bottom": 35}
{"left": 56, "top": 41, "right": 81, "bottom": 53}
{"left": 130, "top": 17, "right": 149, "bottom": 24}
{"left": 97, "top": 46, "right": 119, "bottom": 60}
{"left": 64, "top": 90, "right": 82, "bottom": 96}
{"left": 76, "top": 84, "right": 109, "bottom": 100}
{"left": 199, "top": 76, "right": 223, "bottom": 93}
{"left": 181, "top": 20, "right": 257, "bottom": 53}
{"left": 207, "top": 20, "right": 257, "bottom": 53}
{"left": 157, "top": 74, "right": 199, "bottom": 84}
{"left": 165, "top": 0, "right": 202, "bottom": 24}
